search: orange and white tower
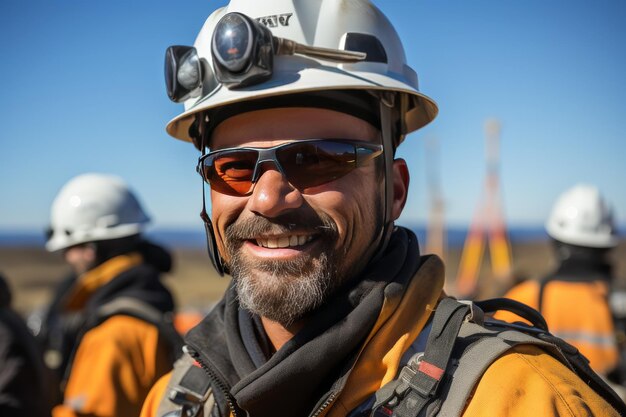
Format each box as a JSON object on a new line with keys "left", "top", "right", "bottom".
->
{"left": 455, "top": 119, "right": 512, "bottom": 297}
{"left": 425, "top": 136, "right": 446, "bottom": 261}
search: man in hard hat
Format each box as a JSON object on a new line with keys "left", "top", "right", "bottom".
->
{"left": 41, "top": 173, "right": 180, "bottom": 417}
{"left": 142, "top": 1, "right": 622, "bottom": 416}
{"left": 498, "top": 184, "right": 620, "bottom": 377}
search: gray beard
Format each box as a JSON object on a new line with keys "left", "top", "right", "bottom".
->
{"left": 231, "top": 249, "right": 336, "bottom": 326}
{"left": 224, "top": 210, "right": 342, "bottom": 327}
{"left": 222, "top": 185, "right": 384, "bottom": 327}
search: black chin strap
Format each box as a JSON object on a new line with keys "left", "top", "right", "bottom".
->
{"left": 197, "top": 113, "right": 227, "bottom": 276}
{"left": 370, "top": 94, "right": 398, "bottom": 264}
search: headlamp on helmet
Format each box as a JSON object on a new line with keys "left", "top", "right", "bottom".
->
{"left": 165, "top": 46, "right": 205, "bottom": 102}
{"left": 165, "top": 12, "right": 366, "bottom": 98}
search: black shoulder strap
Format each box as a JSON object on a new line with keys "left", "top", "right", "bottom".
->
{"left": 537, "top": 275, "right": 551, "bottom": 314}
{"left": 59, "top": 297, "right": 184, "bottom": 396}
{"left": 168, "top": 362, "right": 213, "bottom": 417}
{"left": 476, "top": 297, "right": 549, "bottom": 331}
{"left": 372, "top": 298, "right": 626, "bottom": 417}
{"left": 378, "top": 298, "right": 471, "bottom": 417}
{"left": 156, "top": 351, "right": 217, "bottom": 417}
{"left": 91, "top": 297, "right": 184, "bottom": 363}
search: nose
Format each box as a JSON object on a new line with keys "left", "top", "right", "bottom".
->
{"left": 247, "top": 168, "right": 304, "bottom": 218}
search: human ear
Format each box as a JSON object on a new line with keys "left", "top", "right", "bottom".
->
{"left": 391, "top": 158, "right": 410, "bottom": 220}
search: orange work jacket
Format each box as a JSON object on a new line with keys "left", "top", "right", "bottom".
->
{"left": 52, "top": 254, "right": 174, "bottom": 417}
{"left": 498, "top": 279, "right": 618, "bottom": 375}
{"left": 141, "top": 256, "right": 619, "bottom": 417}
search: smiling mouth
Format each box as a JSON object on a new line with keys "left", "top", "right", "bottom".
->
{"left": 254, "top": 234, "right": 316, "bottom": 249}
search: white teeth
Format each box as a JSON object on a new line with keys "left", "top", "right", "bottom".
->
{"left": 256, "top": 235, "right": 314, "bottom": 248}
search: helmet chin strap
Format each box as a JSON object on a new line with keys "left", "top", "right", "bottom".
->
{"left": 368, "top": 94, "right": 398, "bottom": 265}
{"left": 198, "top": 113, "right": 228, "bottom": 276}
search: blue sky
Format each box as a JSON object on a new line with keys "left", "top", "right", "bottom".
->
{"left": 1, "top": 0, "right": 625, "bottom": 232}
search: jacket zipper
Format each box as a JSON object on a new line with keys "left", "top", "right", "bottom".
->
{"left": 311, "top": 392, "right": 337, "bottom": 417}
{"left": 186, "top": 346, "right": 242, "bottom": 417}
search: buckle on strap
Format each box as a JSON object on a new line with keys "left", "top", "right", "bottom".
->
{"left": 396, "top": 353, "right": 443, "bottom": 398}
{"left": 457, "top": 300, "right": 484, "bottom": 325}
{"left": 168, "top": 361, "right": 212, "bottom": 406}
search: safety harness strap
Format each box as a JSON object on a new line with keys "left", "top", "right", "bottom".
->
{"left": 156, "top": 352, "right": 216, "bottom": 417}
{"left": 436, "top": 322, "right": 568, "bottom": 417}
{"left": 59, "top": 296, "right": 183, "bottom": 392}
{"left": 92, "top": 297, "right": 184, "bottom": 364}
{"left": 372, "top": 298, "right": 626, "bottom": 417}
{"left": 389, "top": 298, "right": 470, "bottom": 417}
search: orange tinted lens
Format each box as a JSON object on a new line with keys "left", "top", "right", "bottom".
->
{"left": 202, "top": 141, "right": 366, "bottom": 195}
{"left": 203, "top": 150, "right": 257, "bottom": 195}
{"left": 278, "top": 141, "right": 356, "bottom": 189}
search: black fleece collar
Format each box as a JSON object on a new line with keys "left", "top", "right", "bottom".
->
{"left": 185, "top": 227, "right": 422, "bottom": 417}
{"left": 238, "top": 310, "right": 272, "bottom": 368}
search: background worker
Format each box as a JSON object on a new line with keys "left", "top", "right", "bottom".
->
{"left": 498, "top": 184, "right": 620, "bottom": 377}
{"left": 142, "top": 1, "right": 621, "bottom": 415}
{"left": 0, "top": 273, "right": 52, "bottom": 417}
{"left": 40, "top": 173, "right": 180, "bottom": 417}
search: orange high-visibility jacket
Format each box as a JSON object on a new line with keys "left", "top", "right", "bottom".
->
{"left": 51, "top": 253, "right": 175, "bottom": 417}
{"left": 141, "top": 252, "right": 619, "bottom": 417}
{"left": 498, "top": 278, "right": 618, "bottom": 375}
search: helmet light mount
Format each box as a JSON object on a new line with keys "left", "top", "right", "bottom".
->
{"left": 164, "top": 12, "right": 367, "bottom": 98}
{"left": 211, "top": 12, "right": 274, "bottom": 89}
{"left": 165, "top": 45, "right": 204, "bottom": 102}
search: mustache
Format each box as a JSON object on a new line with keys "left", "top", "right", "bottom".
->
{"left": 225, "top": 210, "right": 338, "bottom": 241}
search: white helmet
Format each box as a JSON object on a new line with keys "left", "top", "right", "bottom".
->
{"left": 46, "top": 173, "right": 151, "bottom": 252}
{"left": 165, "top": 0, "right": 437, "bottom": 274}
{"left": 164, "top": 0, "right": 437, "bottom": 143}
{"left": 545, "top": 184, "right": 618, "bottom": 248}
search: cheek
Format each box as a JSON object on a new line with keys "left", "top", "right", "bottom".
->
{"left": 306, "top": 172, "right": 380, "bottom": 245}
{"left": 210, "top": 191, "right": 247, "bottom": 250}
{"left": 64, "top": 249, "right": 81, "bottom": 265}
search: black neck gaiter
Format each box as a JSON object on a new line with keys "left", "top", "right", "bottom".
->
{"left": 185, "top": 227, "right": 422, "bottom": 417}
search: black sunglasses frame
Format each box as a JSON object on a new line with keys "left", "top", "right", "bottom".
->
{"left": 196, "top": 139, "right": 383, "bottom": 196}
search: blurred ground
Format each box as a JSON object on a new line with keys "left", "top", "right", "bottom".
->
{"left": 1, "top": 240, "right": 625, "bottom": 315}
{"left": 0, "top": 247, "right": 229, "bottom": 315}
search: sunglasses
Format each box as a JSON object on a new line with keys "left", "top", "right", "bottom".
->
{"left": 197, "top": 139, "right": 383, "bottom": 196}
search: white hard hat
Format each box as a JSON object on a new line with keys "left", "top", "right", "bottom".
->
{"left": 46, "top": 173, "right": 151, "bottom": 252}
{"left": 165, "top": 0, "right": 437, "bottom": 143}
{"left": 545, "top": 184, "right": 618, "bottom": 248}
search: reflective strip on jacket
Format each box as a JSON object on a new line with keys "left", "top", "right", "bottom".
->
{"left": 497, "top": 279, "right": 618, "bottom": 375}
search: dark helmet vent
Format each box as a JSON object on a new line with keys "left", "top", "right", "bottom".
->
{"left": 344, "top": 33, "right": 388, "bottom": 63}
